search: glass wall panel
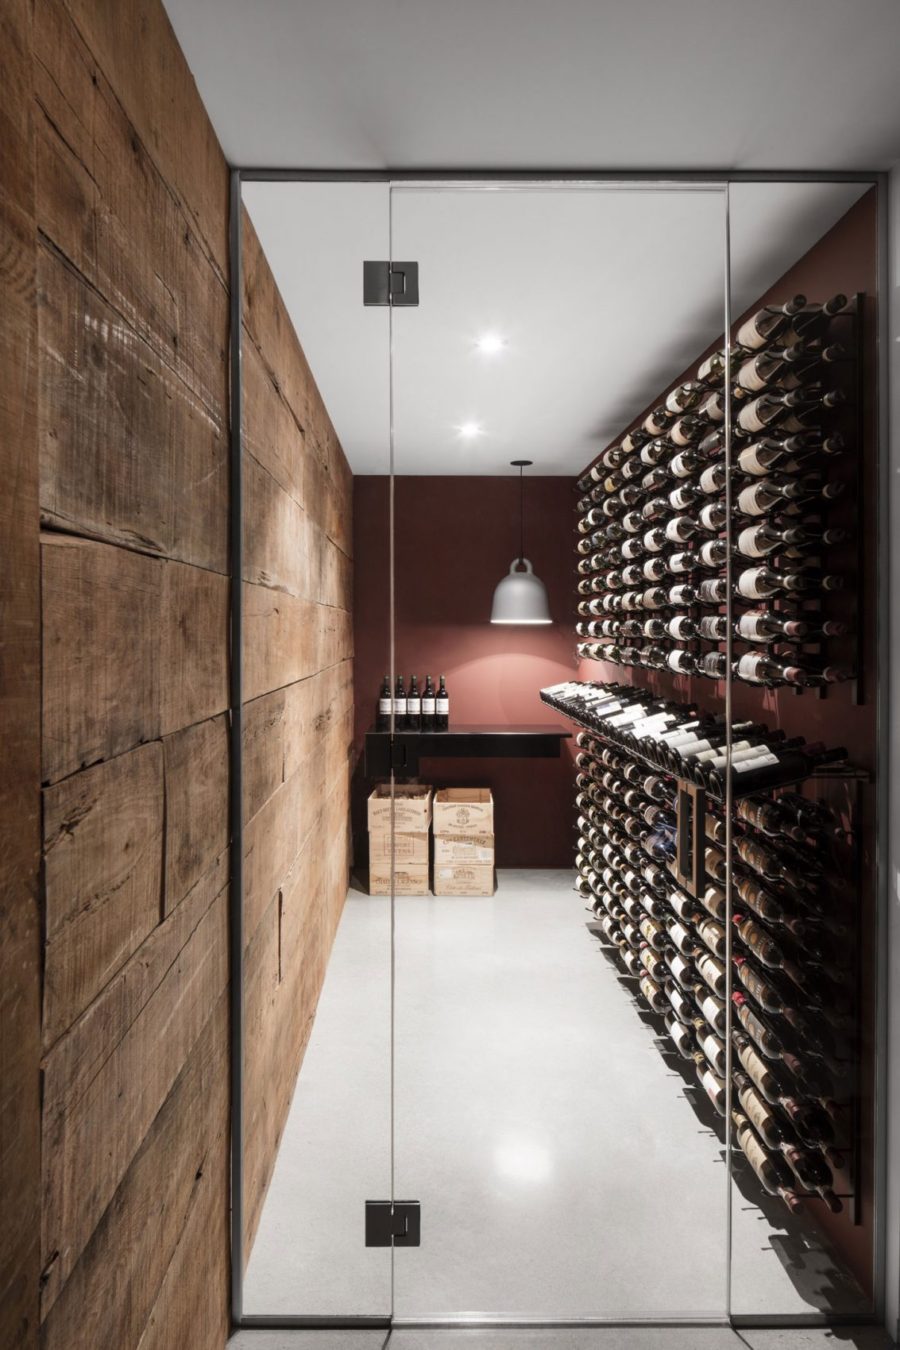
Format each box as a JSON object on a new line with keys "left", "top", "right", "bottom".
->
{"left": 388, "top": 182, "right": 732, "bottom": 1319}
{"left": 238, "top": 180, "right": 393, "bottom": 1318}
{"left": 725, "top": 180, "right": 879, "bottom": 1319}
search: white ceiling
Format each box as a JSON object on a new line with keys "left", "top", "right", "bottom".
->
{"left": 163, "top": 0, "right": 900, "bottom": 171}
{"left": 243, "top": 179, "right": 867, "bottom": 474}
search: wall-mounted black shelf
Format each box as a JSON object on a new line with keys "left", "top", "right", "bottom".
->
{"left": 365, "top": 724, "right": 571, "bottom": 778}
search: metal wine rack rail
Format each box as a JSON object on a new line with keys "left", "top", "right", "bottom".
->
{"left": 568, "top": 729, "right": 861, "bottom": 1218}
{"left": 573, "top": 295, "right": 863, "bottom": 698}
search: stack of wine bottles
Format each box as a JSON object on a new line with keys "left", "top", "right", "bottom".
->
{"left": 540, "top": 679, "right": 847, "bottom": 799}
{"left": 574, "top": 294, "right": 856, "bottom": 688}
{"left": 376, "top": 673, "right": 450, "bottom": 732}
{"left": 569, "top": 719, "right": 855, "bottom": 1215}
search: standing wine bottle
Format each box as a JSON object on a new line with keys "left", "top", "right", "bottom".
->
{"left": 421, "top": 674, "right": 436, "bottom": 731}
{"left": 406, "top": 674, "right": 422, "bottom": 731}
{"left": 435, "top": 675, "right": 450, "bottom": 732}
{"left": 376, "top": 674, "right": 392, "bottom": 732}
{"left": 393, "top": 674, "right": 408, "bottom": 731}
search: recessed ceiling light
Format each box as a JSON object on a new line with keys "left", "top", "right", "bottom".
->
{"left": 457, "top": 421, "right": 483, "bottom": 439}
{"left": 475, "top": 333, "right": 505, "bottom": 356}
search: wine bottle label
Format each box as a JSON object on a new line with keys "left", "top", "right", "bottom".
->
{"left": 701, "top": 391, "right": 725, "bottom": 421}
{"left": 407, "top": 696, "right": 421, "bottom": 713}
{"left": 737, "top": 653, "right": 766, "bottom": 681}
{"left": 738, "top": 402, "right": 768, "bottom": 433}
{"left": 737, "top": 568, "right": 773, "bottom": 599}
{"left": 700, "top": 993, "right": 723, "bottom": 1028}
{"left": 736, "top": 613, "right": 768, "bottom": 640}
{"left": 665, "top": 518, "right": 689, "bottom": 542}
{"left": 670, "top": 954, "right": 692, "bottom": 985}
{"left": 379, "top": 698, "right": 392, "bottom": 713}
{"left": 699, "top": 1067, "right": 724, "bottom": 1111}
{"left": 733, "top": 751, "right": 780, "bottom": 771}
{"left": 436, "top": 697, "right": 450, "bottom": 713}
{"left": 669, "top": 551, "right": 692, "bottom": 571}
{"left": 422, "top": 697, "right": 436, "bottom": 714}
{"left": 699, "top": 505, "right": 721, "bottom": 530}
{"left": 738, "top": 359, "right": 769, "bottom": 394}
{"left": 739, "top": 525, "right": 779, "bottom": 559}
{"left": 667, "top": 651, "right": 692, "bottom": 673}
{"left": 741, "top": 1088, "right": 777, "bottom": 1144}
{"left": 701, "top": 1032, "right": 724, "bottom": 1070}
{"left": 670, "top": 920, "right": 692, "bottom": 951}
{"left": 736, "top": 315, "right": 770, "bottom": 350}
{"left": 737, "top": 484, "right": 769, "bottom": 516}
{"left": 669, "top": 585, "right": 692, "bottom": 604}
{"left": 639, "top": 975, "right": 662, "bottom": 1006}
{"left": 699, "top": 466, "right": 722, "bottom": 494}
{"left": 393, "top": 698, "right": 407, "bottom": 714}
{"left": 670, "top": 453, "right": 693, "bottom": 478}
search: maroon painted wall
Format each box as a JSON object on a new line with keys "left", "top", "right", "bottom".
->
{"left": 352, "top": 476, "right": 577, "bottom": 867}
{"left": 576, "top": 189, "right": 879, "bottom": 1295}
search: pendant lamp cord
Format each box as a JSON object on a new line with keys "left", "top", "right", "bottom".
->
{"left": 519, "top": 463, "right": 525, "bottom": 565}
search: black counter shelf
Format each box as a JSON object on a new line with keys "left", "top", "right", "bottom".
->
{"left": 364, "top": 723, "right": 571, "bottom": 779}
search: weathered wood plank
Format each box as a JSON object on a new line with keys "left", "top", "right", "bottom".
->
{"left": 243, "top": 449, "right": 352, "bottom": 608}
{"left": 160, "top": 559, "right": 229, "bottom": 737}
{"left": 242, "top": 790, "right": 350, "bottom": 1256}
{"left": 242, "top": 583, "right": 353, "bottom": 707}
{"left": 0, "top": 2, "right": 41, "bottom": 1344}
{"left": 41, "top": 534, "right": 161, "bottom": 784}
{"left": 41, "top": 884, "right": 227, "bottom": 1315}
{"left": 37, "top": 244, "right": 227, "bottom": 570}
{"left": 41, "top": 854, "right": 226, "bottom": 1139}
{"left": 243, "top": 675, "right": 352, "bottom": 942}
{"left": 33, "top": 0, "right": 228, "bottom": 427}
{"left": 163, "top": 714, "right": 228, "bottom": 914}
{"left": 50, "top": 0, "right": 229, "bottom": 277}
{"left": 242, "top": 213, "right": 353, "bottom": 558}
{"left": 40, "top": 990, "right": 228, "bottom": 1350}
{"left": 242, "top": 658, "right": 353, "bottom": 827}
{"left": 42, "top": 742, "right": 164, "bottom": 1049}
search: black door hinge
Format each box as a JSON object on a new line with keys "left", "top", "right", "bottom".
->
{"left": 363, "top": 261, "right": 419, "bottom": 306}
{"left": 365, "top": 1200, "right": 421, "bottom": 1246}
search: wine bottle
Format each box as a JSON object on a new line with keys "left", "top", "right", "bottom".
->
{"left": 735, "top": 653, "right": 806, "bottom": 687}
{"left": 734, "top": 1071, "right": 782, "bottom": 1149}
{"left": 732, "top": 992, "right": 783, "bottom": 1059}
{"left": 737, "top": 432, "right": 844, "bottom": 477}
{"left": 669, "top": 414, "right": 704, "bottom": 446}
{"left": 736, "top": 387, "right": 844, "bottom": 436}
{"left": 642, "top": 405, "right": 673, "bottom": 436}
{"left": 639, "top": 973, "right": 668, "bottom": 1012}
{"left": 698, "top": 462, "right": 727, "bottom": 495}
{"left": 694, "top": 1052, "right": 727, "bottom": 1114}
{"left": 735, "top": 341, "right": 817, "bottom": 394}
{"left": 782, "top": 294, "right": 847, "bottom": 343}
{"left": 665, "top": 1009, "right": 696, "bottom": 1058}
{"left": 734, "top": 565, "right": 842, "bottom": 600}
{"left": 734, "top": 610, "right": 810, "bottom": 644}
{"left": 666, "top": 381, "right": 705, "bottom": 413}
{"left": 406, "top": 674, "right": 422, "bottom": 732}
{"left": 393, "top": 674, "right": 408, "bottom": 731}
{"left": 734, "top": 1031, "right": 784, "bottom": 1105}
{"left": 732, "top": 1110, "right": 802, "bottom": 1212}
{"left": 690, "top": 1019, "right": 727, "bottom": 1077}
{"left": 376, "top": 674, "right": 392, "bottom": 732}
{"left": 736, "top": 477, "right": 810, "bottom": 517}
{"left": 435, "top": 675, "right": 450, "bottom": 732}
{"left": 736, "top": 295, "right": 807, "bottom": 351}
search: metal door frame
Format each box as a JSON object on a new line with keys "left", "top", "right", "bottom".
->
{"left": 227, "top": 166, "right": 890, "bottom": 1335}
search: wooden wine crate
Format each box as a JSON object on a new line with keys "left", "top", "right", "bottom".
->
{"left": 368, "top": 829, "right": 429, "bottom": 865}
{"left": 433, "top": 833, "right": 495, "bottom": 866}
{"left": 369, "top": 863, "right": 430, "bottom": 896}
{"left": 432, "top": 788, "right": 494, "bottom": 838}
{"left": 367, "top": 783, "right": 433, "bottom": 832}
{"left": 433, "top": 863, "right": 495, "bottom": 897}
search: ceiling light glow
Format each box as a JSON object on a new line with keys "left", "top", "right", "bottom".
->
{"left": 457, "top": 421, "right": 484, "bottom": 439}
{"left": 475, "top": 333, "right": 505, "bottom": 356}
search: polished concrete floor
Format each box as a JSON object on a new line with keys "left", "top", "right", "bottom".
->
{"left": 243, "top": 872, "right": 868, "bottom": 1321}
{"left": 229, "top": 1330, "right": 893, "bottom": 1350}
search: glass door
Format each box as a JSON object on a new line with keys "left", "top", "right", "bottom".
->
{"left": 387, "top": 181, "right": 733, "bottom": 1320}
{"left": 724, "top": 179, "right": 880, "bottom": 1322}
{"left": 237, "top": 178, "right": 394, "bottom": 1320}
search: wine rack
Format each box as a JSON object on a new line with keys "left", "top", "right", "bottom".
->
{"left": 561, "top": 706, "right": 861, "bottom": 1219}
{"left": 574, "top": 295, "right": 862, "bottom": 693}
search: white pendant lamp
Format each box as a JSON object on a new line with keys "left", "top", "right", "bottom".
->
{"left": 490, "top": 460, "right": 552, "bottom": 625}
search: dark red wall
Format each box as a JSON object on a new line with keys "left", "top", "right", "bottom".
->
{"left": 352, "top": 476, "right": 577, "bottom": 867}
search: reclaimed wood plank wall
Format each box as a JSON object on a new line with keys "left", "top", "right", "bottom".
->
{"left": 0, "top": 1, "right": 354, "bottom": 1346}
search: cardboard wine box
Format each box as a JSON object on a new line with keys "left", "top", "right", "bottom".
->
{"left": 368, "top": 829, "right": 429, "bottom": 864}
